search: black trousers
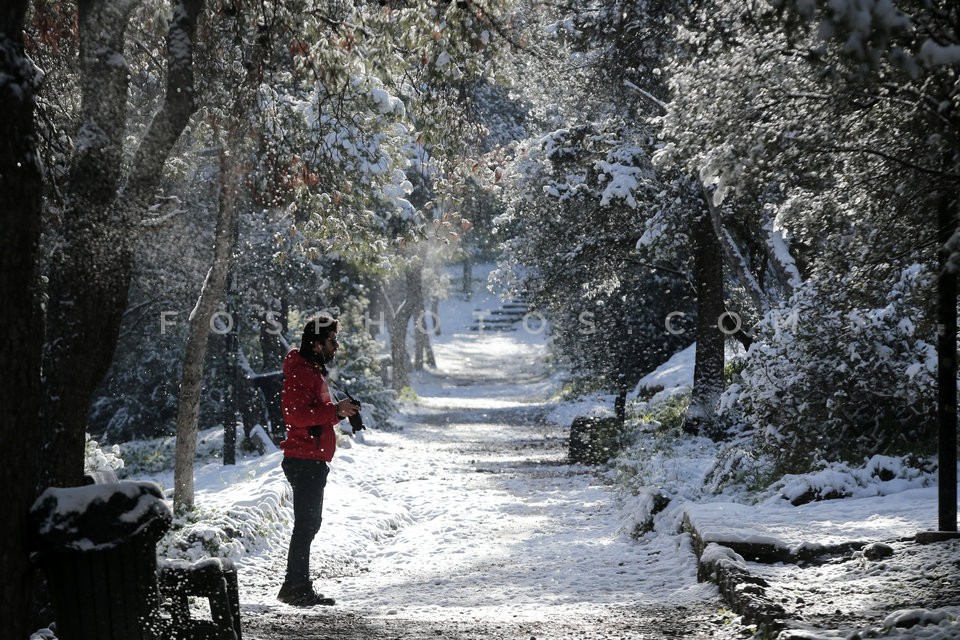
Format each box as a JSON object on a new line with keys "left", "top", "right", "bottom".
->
{"left": 282, "top": 456, "right": 329, "bottom": 586}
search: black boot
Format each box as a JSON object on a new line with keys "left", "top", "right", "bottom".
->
{"left": 277, "top": 582, "right": 336, "bottom": 606}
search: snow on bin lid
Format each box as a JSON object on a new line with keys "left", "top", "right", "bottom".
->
{"left": 30, "top": 481, "right": 172, "bottom": 552}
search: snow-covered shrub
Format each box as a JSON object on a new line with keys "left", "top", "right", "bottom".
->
{"left": 702, "top": 433, "right": 772, "bottom": 497}
{"left": 759, "top": 454, "right": 934, "bottom": 506}
{"left": 719, "top": 266, "right": 936, "bottom": 475}
{"left": 614, "top": 425, "right": 719, "bottom": 499}
{"left": 613, "top": 407, "right": 724, "bottom": 531}
{"left": 640, "top": 390, "right": 691, "bottom": 434}
{"left": 119, "top": 427, "right": 229, "bottom": 478}
{"left": 84, "top": 433, "right": 125, "bottom": 474}
{"left": 158, "top": 500, "right": 288, "bottom": 562}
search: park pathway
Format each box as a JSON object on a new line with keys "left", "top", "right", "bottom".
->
{"left": 242, "top": 329, "right": 751, "bottom": 639}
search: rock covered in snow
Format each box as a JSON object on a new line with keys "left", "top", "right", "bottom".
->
{"left": 30, "top": 480, "right": 171, "bottom": 552}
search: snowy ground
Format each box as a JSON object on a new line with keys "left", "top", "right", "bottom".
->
{"left": 98, "top": 265, "right": 960, "bottom": 640}
{"left": 236, "top": 333, "right": 750, "bottom": 638}
{"left": 225, "top": 278, "right": 748, "bottom": 638}
{"left": 108, "top": 271, "right": 747, "bottom": 639}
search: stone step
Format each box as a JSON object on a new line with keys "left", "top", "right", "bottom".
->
{"left": 467, "top": 323, "right": 518, "bottom": 332}
{"left": 470, "top": 316, "right": 520, "bottom": 325}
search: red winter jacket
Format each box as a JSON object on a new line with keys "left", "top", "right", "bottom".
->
{"left": 280, "top": 348, "right": 339, "bottom": 461}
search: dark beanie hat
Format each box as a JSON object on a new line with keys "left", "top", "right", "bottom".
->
{"left": 300, "top": 314, "right": 339, "bottom": 351}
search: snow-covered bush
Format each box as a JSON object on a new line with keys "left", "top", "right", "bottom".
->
{"left": 638, "top": 390, "right": 691, "bottom": 434}
{"left": 719, "top": 265, "right": 936, "bottom": 476}
{"left": 84, "top": 433, "right": 125, "bottom": 474}
{"left": 119, "top": 427, "right": 228, "bottom": 478}
{"left": 158, "top": 500, "right": 288, "bottom": 562}
{"left": 612, "top": 410, "right": 723, "bottom": 535}
{"left": 614, "top": 423, "right": 719, "bottom": 501}
{"left": 759, "top": 454, "right": 934, "bottom": 506}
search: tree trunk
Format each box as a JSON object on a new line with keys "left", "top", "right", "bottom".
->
{"left": 937, "top": 190, "right": 958, "bottom": 532}
{"left": 173, "top": 136, "right": 242, "bottom": 512}
{"left": 383, "top": 275, "right": 415, "bottom": 391}
{"left": 0, "top": 4, "right": 45, "bottom": 638}
{"left": 701, "top": 181, "right": 769, "bottom": 315}
{"left": 683, "top": 210, "right": 726, "bottom": 437}
{"left": 462, "top": 256, "right": 473, "bottom": 300}
{"left": 40, "top": 0, "right": 204, "bottom": 489}
{"left": 412, "top": 267, "right": 427, "bottom": 371}
{"left": 222, "top": 211, "right": 243, "bottom": 465}
{"left": 223, "top": 311, "right": 239, "bottom": 466}
{"left": 425, "top": 296, "right": 438, "bottom": 368}
{"left": 258, "top": 307, "right": 286, "bottom": 438}
{"left": 615, "top": 387, "right": 627, "bottom": 423}
{"left": 260, "top": 304, "right": 287, "bottom": 365}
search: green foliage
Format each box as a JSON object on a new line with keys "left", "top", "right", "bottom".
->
{"left": 118, "top": 428, "right": 228, "bottom": 479}
{"left": 398, "top": 385, "right": 419, "bottom": 403}
{"left": 643, "top": 391, "right": 691, "bottom": 434}
{"left": 719, "top": 266, "right": 937, "bottom": 475}
{"left": 723, "top": 357, "right": 747, "bottom": 386}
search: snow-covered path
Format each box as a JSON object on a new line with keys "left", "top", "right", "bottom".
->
{"left": 239, "top": 327, "right": 749, "bottom": 638}
{"left": 329, "top": 337, "right": 711, "bottom": 621}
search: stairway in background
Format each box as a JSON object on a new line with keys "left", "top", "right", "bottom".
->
{"left": 467, "top": 294, "right": 531, "bottom": 332}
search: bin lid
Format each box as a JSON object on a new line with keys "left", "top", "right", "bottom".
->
{"left": 30, "top": 481, "right": 172, "bottom": 552}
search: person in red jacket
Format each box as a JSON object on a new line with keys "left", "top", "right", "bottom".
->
{"left": 276, "top": 314, "right": 359, "bottom": 607}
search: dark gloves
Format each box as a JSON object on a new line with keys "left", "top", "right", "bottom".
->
{"left": 346, "top": 398, "right": 365, "bottom": 433}
{"left": 347, "top": 409, "right": 365, "bottom": 433}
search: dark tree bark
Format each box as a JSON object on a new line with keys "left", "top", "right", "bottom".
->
{"left": 462, "top": 256, "right": 473, "bottom": 300}
{"left": 40, "top": 0, "right": 205, "bottom": 489}
{"left": 223, "top": 301, "right": 239, "bottom": 466}
{"left": 258, "top": 306, "right": 287, "bottom": 438}
{"left": 260, "top": 303, "right": 288, "bottom": 367}
{"left": 615, "top": 387, "right": 628, "bottom": 423}
{"left": 0, "top": 3, "right": 45, "bottom": 638}
{"left": 425, "top": 297, "right": 438, "bottom": 368}
{"left": 937, "top": 190, "right": 958, "bottom": 532}
{"left": 683, "top": 210, "right": 726, "bottom": 437}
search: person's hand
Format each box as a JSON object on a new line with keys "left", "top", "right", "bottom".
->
{"left": 336, "top": 399, "right": 360, "bottom": 418}
{"left": 348, "top": 411, "right": 366, "bottom": 433}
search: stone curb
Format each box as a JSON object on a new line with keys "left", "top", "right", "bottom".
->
{"left": 693, "top": 542, "right": 788, "bottom": 636}
{"left": 682, "top": 512, "right": 869, "bottom": 638}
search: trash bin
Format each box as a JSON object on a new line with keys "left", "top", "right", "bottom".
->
{"left": 30, "top": 481, "right": 173, "bottom": 640}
